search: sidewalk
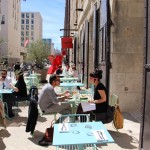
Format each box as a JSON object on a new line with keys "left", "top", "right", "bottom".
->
{"left": 0, "top": 82, "right": 140, "bottom": 150}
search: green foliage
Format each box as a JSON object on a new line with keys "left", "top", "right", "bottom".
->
{"left": 27, "top": 40, "right": 50, "bottom": 69}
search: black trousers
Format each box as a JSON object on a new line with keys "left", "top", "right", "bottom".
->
{"left": 3, "top": 93, "right": 15, "bottom": 117}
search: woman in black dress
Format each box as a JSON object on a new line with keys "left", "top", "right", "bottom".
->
{"left": 76, "top": 70, "right": 108, "bottom": 121}
{"left": 88, "top": 70, "right": 108, "bottom": 113}
{"left": 10, "top": 69, "right": 28, "bottom": 102}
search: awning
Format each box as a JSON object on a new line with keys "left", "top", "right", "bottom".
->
{"left": 61, "top": 49, "right": 66, "bottom": 55}
{"left": 61, "top": 37, "right": 73, "bottom": 49}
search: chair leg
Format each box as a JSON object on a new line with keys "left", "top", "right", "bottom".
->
{"left": 4, "top": 102, "right": 12, "bottom": 120}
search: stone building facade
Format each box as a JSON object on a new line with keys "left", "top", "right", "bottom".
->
{"left": 66, "top": 0, "right": 144, "bottom": 113}
{"left": 0, "top": 0, "right": 21, "bottom": 64}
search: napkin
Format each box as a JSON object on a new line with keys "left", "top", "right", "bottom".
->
{"left": 58, "top": 123, "right": 70, "bottom": 133}
{"left": 93, "top": 130, "right": 108, "bottom": 141}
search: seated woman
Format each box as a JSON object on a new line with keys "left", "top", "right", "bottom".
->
{"left": 76, "top": 70, "right": 108, "bottom": 122}
{"left": 10, "top": 69, "right": 28, "bottom": 102}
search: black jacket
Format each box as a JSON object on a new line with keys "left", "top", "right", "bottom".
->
{"left": 26, "top": 97, "right": 38, "bottom": 134}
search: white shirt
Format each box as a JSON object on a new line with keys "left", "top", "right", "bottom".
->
{"left": 3, "top": 76, "right": 12, "bottom": 89}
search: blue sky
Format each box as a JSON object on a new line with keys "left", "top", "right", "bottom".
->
{"left": 21, "top": 0, "right": 65, "bottom": 50}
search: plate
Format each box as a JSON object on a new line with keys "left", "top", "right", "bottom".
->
{"left": 80, "top": 97, "right": 88, "bottom": 99}
{"left": 80, "top": 94, "right": 88, "bottom": 99}
{"left": 66, "top": 97, "right": 73, "bottom": 99}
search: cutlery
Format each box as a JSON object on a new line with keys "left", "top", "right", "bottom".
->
{"left": 99, "top": 131, "right": 105, "bottom": 140}
{"left": 97, "top": 131, "right": 105, "bottom": 140}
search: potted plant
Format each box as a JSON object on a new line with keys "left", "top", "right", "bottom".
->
{"left": 27, "top": 40, "right": 50, "bottom": 82}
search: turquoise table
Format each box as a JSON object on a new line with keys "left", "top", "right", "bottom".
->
{"left": 53, "top": 121, "right": 114, "bottom": 149}
{"left": 60, "top": 82, "right": 84, "bottom": 87}
{"left": 60, "top": 77, "right": 78, "bottom": 82}
{"left": 0, "top": 89, "right": 13, "bottom": 95}
{"left": 63, "top": 97, "right": 77, "bottom": 113}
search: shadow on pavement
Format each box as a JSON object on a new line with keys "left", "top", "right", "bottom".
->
{"left": 28, "top": 130, "right": 50, "bottom": 147}
{"left": 0, "top": 129, "right": 10, "bottom": 150}
{"left": 37, "top": 115, "right": 47, "bottom": 123}
{"left": 0, "top": 138, "right": 6, "bottom": 150}
{"left": 109, "top": 130, "right": 138, "bottom": 149}
{"left": 6, "top": 116, "right": 28, "bottom": 127}
{"left": 0, "top": 129, "right": 10, "bottom": 137}
{"left": 96, "top": 130, "right": 138, "bottom": 149}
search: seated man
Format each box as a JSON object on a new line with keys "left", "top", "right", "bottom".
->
{"left": 69, "top": 66, "right": 78, "bottom": 78}
{"left": 0, "top": 69, "right": 15, "bottom": 118}
{"left": 0, "top": 69, "right": 12, "bottom": 89}
{"left": 38, "top": 74, "right": 71, "bottom": 115}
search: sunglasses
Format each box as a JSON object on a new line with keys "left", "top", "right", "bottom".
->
{"left": 55, "top": 79, "right": 60, "bottom": 82}
{"left": 1, "top": 73, "right": 6, "bottom": 75}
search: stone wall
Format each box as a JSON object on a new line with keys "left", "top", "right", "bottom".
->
{"left": 110, "top": 0, "right": 144, "bottom": 112}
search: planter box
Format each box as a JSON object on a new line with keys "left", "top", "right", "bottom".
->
{"left": 34, "top": 68, "right": 48, "bottom": 83}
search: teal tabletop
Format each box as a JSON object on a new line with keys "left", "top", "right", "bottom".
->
{"left": 53, "top": 121, "right": 114, "bottom": 146}
{"left": 60, "top": 82, "right": 84, "bottom": 87}
{"left": 0, "top": 89, "right": 13, "bottom": 94}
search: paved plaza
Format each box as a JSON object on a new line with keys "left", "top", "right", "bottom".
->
{"left": 0, "top": 74, "right": 141, "bottom": 150}
{"left": 0, "top": 83, "right": 140, "bottom": 150}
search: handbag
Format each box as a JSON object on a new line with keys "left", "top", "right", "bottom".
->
{"left": 113, "top": 106, "right": 124, "bottom": 129}
{"left": 38, "top": 120, "right": 55, "bottom": 146}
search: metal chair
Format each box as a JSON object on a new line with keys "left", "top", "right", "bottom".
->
{"left": 56, "top": 114, "right": 97, "bottom": 150}
{"left": 92, "top": 94, "right": 119, "bottom": 124}
{"left": 109, "top": 94, "right": 119, "bottom": 107}
{"left": 41, "top": 111, "right": 57, "bottom": 121}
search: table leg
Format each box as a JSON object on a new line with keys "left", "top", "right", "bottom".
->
{"left": 78, "top": 144, "right": 84, "bottom": 150}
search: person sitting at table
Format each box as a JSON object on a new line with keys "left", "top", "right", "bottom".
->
{"left": 62, "top": 64, "right": 69, "bottom": 77}
{"left": 76, "top": 70, "right": 109, "bottom": 122}
{"left": 9, "top": 69, "right": 29, "bottom": 102}
{"left": 56, "top": 65, "right": 63, "bottom": 75}
{"left": 69, "top": 66, "right": 78, "bottom": 78}
{"left": 0, "top": 69, "right": 14, "bottom": 118}
{"left": 0, "top": 69, "right": 12, "bottom": 89}
{"left": 38, "top": 74, "right": 71, "bottom": 117}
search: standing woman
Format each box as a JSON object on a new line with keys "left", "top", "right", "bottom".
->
{"left": 10, "top": 69, "right": 28, "bottom": 102}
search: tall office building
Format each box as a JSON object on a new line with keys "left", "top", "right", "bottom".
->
{"left": 0, "top": 0, "right": 21, "bottom": 64}
{"left": 43, "top": 38, "right": 53, "bottom": 53}
{"left": 21, "top": 12, "right": 42, "bottom": 47}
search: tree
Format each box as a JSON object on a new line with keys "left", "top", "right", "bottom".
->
{"left": 27, "top": 40, "right": 50, "bottom": 69}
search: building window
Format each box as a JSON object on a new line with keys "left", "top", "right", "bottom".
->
{"left": 26, "top": 25, "right": 29, "bottom": 30}
{"left": 26, "top": 31, "right": 29, "bottom": 36}
{"left": 21, "top": 43, "right": 24, "bottom": 47}
{"left": 21, "top": 19, "right": 24, "bottom": 24}
{"left": 31, "top": 31, "right": 34, "bottom": 36}
{"left": 31, "top": 19, "right": 34, "bottom": 24}
{"left": 31, "top": 13, "right": 34, "bottom": 18}
{"left": 21, "top": 37, "right": 24, "bottom": 43}
{"left": 21, "top": 31, "right": 24, "bottom": 36}
{"left": 26, "top": 13, "right": 29, "bottom": 18}
{"left": 21, "top": 13, "right": 25, "bottom": 18}
{"left": 26, "top": 19, "right": 29, "bottom": 24}
{"left": 31, "top": 37, "right": 34, "bottom": 40}
{"left": 31, "top": 25, "right": 34, "bottom": 30}
{"left": 21, "top": 25, "right": 24, "bottom": 30}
